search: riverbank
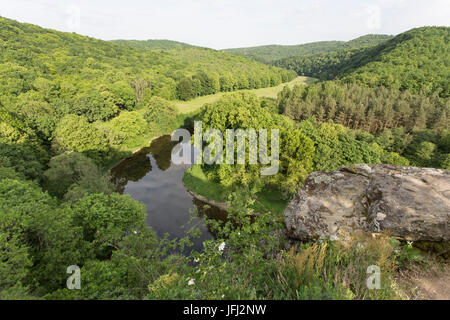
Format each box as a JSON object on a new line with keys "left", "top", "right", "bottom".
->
{"left": 103, "top": 132, "right": 160, "bottom": 172}
{"left": 104, "top": 77, "right": 312, "bottom": 172}
{"left": 182, "top": 164, "right": 288, "bottom": 215}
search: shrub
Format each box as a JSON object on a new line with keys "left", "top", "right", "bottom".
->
{"left": 53, "top": 115, "right": 111, "bottom": 164}
{"left": 108, "top": 111, "right": 149, "bottom": 145}
{"left": 43, "top": 151, "right": 113, "bottom": 201}
{"left": 143, "top": 97, "right": 178, "bottom": 134}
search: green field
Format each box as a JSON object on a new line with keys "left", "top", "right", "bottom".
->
{"left": 175, "top": 76, "right": 316, "bottom": 114}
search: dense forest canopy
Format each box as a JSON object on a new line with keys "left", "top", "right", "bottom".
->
{"left": 276, "top": 82, "right": 449, "bottom": 171}
{"left": 0, "top": 16, "right": 448, "bottom": 300}
{"left": 337, "top": 27, "right": 450, "bottom": 98}
{"left": 275, "top": 27, "right": 450, "bottom": 98}
{"left": 0, "top": 16, "right": 296, "bottom": 109}
{"left": 224, "top": 34, "right": 393, "bottom": 63}
{"left": 278, "top": 81, "right": 449, "bottom": 133}
{"left": 111, "top": 39, "right": 199, "bottom": 50}
{"left": 274, "top": 47, "right": 368, "bottom": 79}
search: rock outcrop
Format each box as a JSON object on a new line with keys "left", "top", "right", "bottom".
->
{"left": 284, "top": 164, "right": 450, "bottom": 242}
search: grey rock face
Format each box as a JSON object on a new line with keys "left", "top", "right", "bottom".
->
{"left": 284, "top": 164, "right": 450, "bottom": 242}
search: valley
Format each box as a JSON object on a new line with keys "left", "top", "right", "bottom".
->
{"left": 175, "top": 76, "right": 316, "bottom": 113}
{"left": 0, "top": 13, "right": 448, "bottom": 301}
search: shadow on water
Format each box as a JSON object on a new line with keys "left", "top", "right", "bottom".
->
{"left": 110, "top": 135, "right": 227, "bottom": 252}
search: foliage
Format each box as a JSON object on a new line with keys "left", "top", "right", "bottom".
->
{"left": 72, "top": 88, "right": 118, "bottom": 122}
{"left": 71, "top": 193, "right": 147, "bottom": 258}
{"left": 274, "top": 27, "right": 449, "bottom": 98}
{"left": 279, "top": 81, "right": 449, "bottom": 134}
{"left": 143, "top": 97, "right": 178, "bottom": 134}
{"left": 43, "top": 152, "right": 113, "bottom": 202}
{"left": 0, "top": 118, "right": 48, "bottom": 180}
{"left": 0, "top": 179, "right": 88, "bottom": 294}
{"left": 52, "top": 115, "right": 111, "bottom": 164}
{"left": 225, "top": 34, "right": 393, "bottom": 64}
{"left": 337, "top": 27, "right": 450, "bottom": 98}
{"left": 274, "top": 47, "right": 367, "bottom": 79}
{"left": 112, "top": 39, "right": 198, "bottom": 50}
{"left": 108, "top": 111, "right": 149, "bottom": 145}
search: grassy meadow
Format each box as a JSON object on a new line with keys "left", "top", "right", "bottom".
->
{"left": 175, "top": 76, "right": 316, "bottom": 114}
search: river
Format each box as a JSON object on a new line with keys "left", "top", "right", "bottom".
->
{"left": 110, "top": 135, "right": 226, "bottom": 252}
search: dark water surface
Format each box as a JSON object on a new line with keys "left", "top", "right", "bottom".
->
{"left": 110, "top": 135, "right": 226, "bottom": 251}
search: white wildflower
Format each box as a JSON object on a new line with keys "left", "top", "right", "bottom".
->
{"left": 218, "top": 241, "right": 226, "bottom": 252}
{"left": 188, "top": 279, "right": 195, "bottom": 286}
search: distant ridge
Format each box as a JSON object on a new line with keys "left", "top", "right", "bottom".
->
{"left": 0, "top": 16, "right": 296, "bottom": 108}
{"left": 223, "top": 34, "right": 393, "bottom": 63}
{"left": 111, "top": 39, "right": 201, "bottom": 50}
{"left": 335, "top": 27, "right": 450, "bottom": 97}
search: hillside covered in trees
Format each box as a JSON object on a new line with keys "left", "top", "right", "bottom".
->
{"left": 336, "top": 27, "right": 450, "bottom": 98}
{"left": 0, "top": 16, "right": 295, "bottom": 108}
{"left": 111, "top": 39, "right": 199, "bottom": 50}
{"left": 276, "top": 27, "right": 450, "bottom": 98}
{"left": 273, "top": 46, "right": 369, "bottom": 79}
{"left": 224, "top": 34, "right": 393, "bottom": 63}
{"left": 0, "top": 14, "right": 448, "bottom": 301}
{"left": 277, "top": 82, "right": 449, "bottom": 170}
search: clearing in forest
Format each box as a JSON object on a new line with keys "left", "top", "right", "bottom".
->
{"left": 175, "top": 76, "right": 316, "bottom": 114}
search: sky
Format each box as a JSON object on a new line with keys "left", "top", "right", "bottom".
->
{"left": 0, "top": 0, "right": 448, "bottom": 49}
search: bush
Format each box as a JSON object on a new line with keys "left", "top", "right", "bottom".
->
{"left": 43, "top": 152, "right": 113, "bottom": 201}
{"left": 108, "top": 111, "right": 149, "bottom": 145}
{"left": 72, "top": 89, "right": 118, "bottom": 122}
{"left": 53, "top": 115, "right": 111, "bottom": 164}
{"left": 110, "top": 81, "right": 137, "bottom": 110}
{"left": 71, "top": 193, "right": 147, "bottom": 258}
{"left": 143, "top": 97, "right": 178, "bottom": 134}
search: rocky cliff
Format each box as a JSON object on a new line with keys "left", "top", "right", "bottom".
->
{"left": 284, "top": 164, "right": 450, "bottom": 243}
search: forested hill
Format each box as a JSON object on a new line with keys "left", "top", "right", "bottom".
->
{"left": 0, "top": 16, "right": 296, "bottom": 109}
{"left": 111, "top": 39, "right": 199, "bottom": 50}
{"left": 335, "top": 27, "right": 450, "bottom": 98}
{"left": 224, "top": 34, "right": 393, "bottom": 63}
{"left": 344, "top": 34, "right": 394, "bottom": 47}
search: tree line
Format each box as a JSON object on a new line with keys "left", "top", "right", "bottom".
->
{"left": 275, "top": 27, "right": 450, "bottom": 98}
{"left": 277, "top": 82, "right": 449, "bottom": 171}
{"left": 273, "top": 47, "right": 366, "bottom": 79}
{"left": 192, "top": 92, "right": 413, "bottom": 198}
{"left": 278, "top": 81, "right": 449, "bottom": 134}
{"left": 224, "top": 34, "right": 392, "bottom": 64}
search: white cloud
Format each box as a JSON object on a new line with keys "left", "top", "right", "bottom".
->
{"left": 0, "top": 0, "right": 448, "bottom": 48}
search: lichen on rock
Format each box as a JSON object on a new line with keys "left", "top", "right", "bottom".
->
{"left": 284, "top": 164, "right": 450, "bottom": 244}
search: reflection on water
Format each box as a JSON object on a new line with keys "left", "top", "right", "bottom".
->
{"left": 110, "top": 135, "right": 227, "bottom": 251}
